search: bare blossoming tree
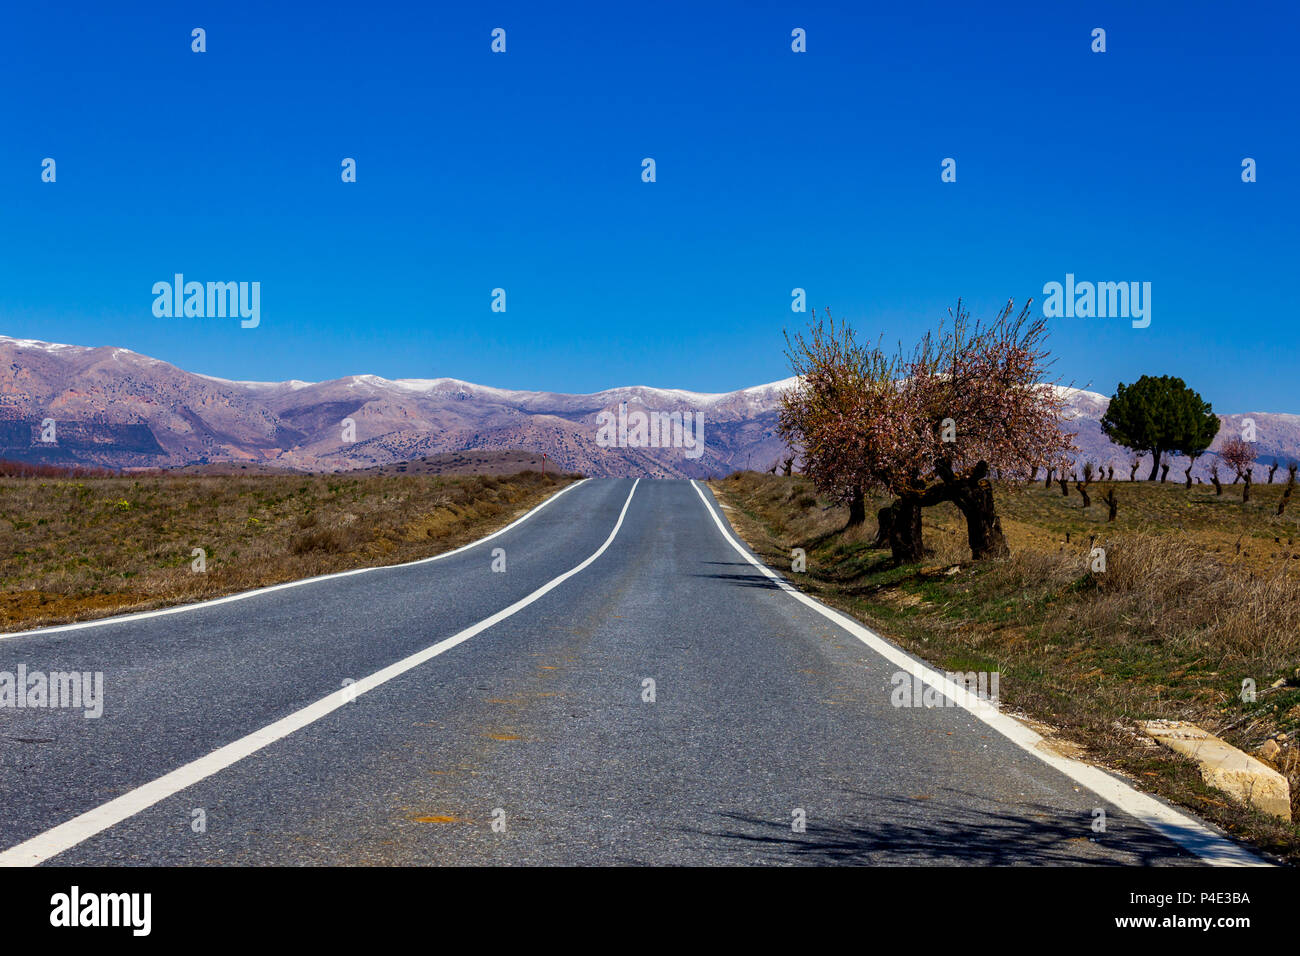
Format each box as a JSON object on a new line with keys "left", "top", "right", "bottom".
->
{"left": 1220, "top": 437, "right": 1256, "bottom": 502}
{"left": 1220, "top": 437, "right": 1254, "bottom": 479}
{"left": 780, "top": 300, "right": 1077, "bottom": 562}
{"left": 776, "top": 312, "right": 893, "bottom": 530}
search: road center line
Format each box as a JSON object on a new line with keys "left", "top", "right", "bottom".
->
{"left": 689, "top": 479, "right": 1266, "bottom": 867}
{"left": 0, "top": 479, "right": 640, "bottom": 867}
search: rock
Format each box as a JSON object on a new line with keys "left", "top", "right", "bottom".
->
{"left": 1259, "top": 739, "right": 1282, "bottom": 760}
{"left": 1139, "top": 720, "right": 1292, "bottom": 822}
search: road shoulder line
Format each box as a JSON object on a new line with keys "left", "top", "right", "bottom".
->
{"left": 689, "top": 479, "right": 1267, "bottom": 867}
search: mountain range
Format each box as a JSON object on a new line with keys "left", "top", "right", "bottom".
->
{"left": 2, "top": 334, "right": 1296, "bottom": 479}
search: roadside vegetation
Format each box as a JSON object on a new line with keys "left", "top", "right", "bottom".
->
{"left": 0, "top": 469, "right": 579, "bottom": 632}
{"left": 764, "top": 300, "right": 1300, "bottom": 861}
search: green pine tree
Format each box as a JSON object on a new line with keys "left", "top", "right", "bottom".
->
{"left": 1100, "top": 375, "right": 1220, "bottom": 480}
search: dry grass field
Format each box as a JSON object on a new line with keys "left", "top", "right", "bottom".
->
{"left": 711, "top": 471, "right": 1300, "bottom": 862}
{"left": 0, "top": 469, "right": 579, "bottom": 632}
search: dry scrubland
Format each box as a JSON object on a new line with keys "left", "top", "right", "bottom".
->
{"left": 0, "top": 469, "right": 579, "bottom": 632}
{"left": 711, "top": 471, "right": 1300, "bottom": 862}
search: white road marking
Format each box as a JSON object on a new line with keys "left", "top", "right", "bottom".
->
{"left": 0, "top": 480, "right": 640, "bottom": 866}
{"left": 1, "top": 477, "right": 588, "bottom": 640}
{"left": 690, "top": 480, "right": 1267, "bottom": 867}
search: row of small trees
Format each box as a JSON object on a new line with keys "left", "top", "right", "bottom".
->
{"left": 777, "top": 300, "right": 1075, "bottom": 562}
{"left": 0, "top": 458, "right": 117, "bottom": 479}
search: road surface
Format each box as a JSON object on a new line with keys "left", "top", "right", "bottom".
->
{"left": 0, "top": 479, "right": 1258, "bottom": 865}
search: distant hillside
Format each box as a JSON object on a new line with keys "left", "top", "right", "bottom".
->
{"left": 1, "top": 334, "right": 1295, "bottom": 479}
{"left": 352, "top": 450, "right": 579, "bottom": 477}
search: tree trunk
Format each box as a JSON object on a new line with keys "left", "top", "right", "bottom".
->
{"left": 1279, "top": 468, "right": 1296, "bottom": 516}
{"left": 871, "top": 505, "right": 893, "bottom": 548}
{"left": 1242, "top": 470, "right": 1252, "bottom": 503}
{"left": 1044, "top": 468, "right": 1053, "bottom": 490}
{"left": 932, "top": 460, "right": 1008, "bottom": 561}
{"left": 1147, "top": 449, "right": 1162, "bottom": 481}
{"left": 846, "top": 486, "right": 866, "bottom": 527}
{"left": 1058, "top": 475, "right": 1068, "bottom": 496}
{"left": 886, "top": 496, "right": 924, "bottom": 563}
{"left": 1160, "top": 463, "right": 1170, "bottom": 483}
{"left": 1076, "top": 481, "right": 1091, "bottom": 508}
{"left": 950, "top": 476, "right": 1009, "bottom": 559}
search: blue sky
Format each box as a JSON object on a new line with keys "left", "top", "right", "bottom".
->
{"left": 1, "top": 1, "right": 1296, "bottom": 411}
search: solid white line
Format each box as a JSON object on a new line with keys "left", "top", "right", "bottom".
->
{"left": 689, "top": 480, "right": 1267, "bottom": 867}
{"left": 1, "top": 477, "right": 588, "bottom": 640}
{"left": 0, "top": 479, "right": 640, "bottom": 866}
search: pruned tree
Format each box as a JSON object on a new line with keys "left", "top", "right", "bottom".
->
{"left": 1102, "top": 486, "right": 1118, "bottom": 522}
{"left": 1075, "top": 463, "right": 1092, "bottom": 508}
{"left": 782, "top": 456, "right": 795, "bottom": 476}
{"left": 779, "top": 300, "right": 1075, "bottom": 562}
{"left": 1211, "top": 465, "right": 1223, "bottom": 495}
{"left": 1268, "top": 459, "right": 1280, "bottom": 483}
{"left": 1279, "top": 463, "right": 1297, "bottom": 516}
{"left": 1220, "top": 438, "right": 1255, "bottom": 501}
{"left": 1128, "top": 454, "right": 1143, "bottom": 481}
{"left": 1101, "top": 375, "right": 1220, "bottom": 480}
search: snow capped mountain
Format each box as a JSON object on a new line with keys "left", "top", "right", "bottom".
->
{"left": 0, "top": 334, "right": 1294, "bottom": 477}
{"left": 0, "top": 334, "right": 798, "bottom": 476}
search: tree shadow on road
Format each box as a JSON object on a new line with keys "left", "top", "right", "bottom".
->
{"left": 692, "top": 562, "right": 786, "bottom": 590}
{"left": 684, "top": 790, "right": 1200, "bottom": 866}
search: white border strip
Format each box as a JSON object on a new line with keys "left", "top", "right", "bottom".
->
{"left": 690, "top": 480, "right": 1267, "bottom": 867}
{"left": 2, "top": 477, "right": 588, "bottom": 640}
{"left": 0, "top": 480, "right": 640, "bottom": 866}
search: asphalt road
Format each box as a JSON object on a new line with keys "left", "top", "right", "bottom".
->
{"left": 0, "top": 479, "right": 1253, "bottom": 865}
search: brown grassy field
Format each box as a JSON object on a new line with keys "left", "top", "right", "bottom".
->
{"left": 710, "top": 471, "right": 1300, "bottom": 862}
{"left": 0, "top": 469, "right": 579, "bottom": 632}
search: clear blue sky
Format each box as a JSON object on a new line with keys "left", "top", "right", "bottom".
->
{"left": 1, "top": 1, "right": 1296, "bottom": 411}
